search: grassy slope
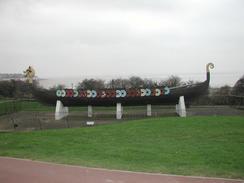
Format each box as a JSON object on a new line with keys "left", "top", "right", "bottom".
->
{"left": 20, "top": 101, "right": 109, "bottom": 112}
{"left": 0, "top": 100, "right": 178, "bottom": 114}
{"left": 19, "top": 101, "right": 167, "bottom": 112}
{"left": 20, "top": 101, "right": 54, "bottom": 111}
{"left": 0, "top": 100, "right": 85, "bottom": 112}
{"left": 0, "top": 116, "right": 244, "bottom": 178}
{"left": 0, "top": 100, "right": 22, "bottom": 115}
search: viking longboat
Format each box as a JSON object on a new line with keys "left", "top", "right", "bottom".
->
{"left": 33, "top": 63, "right": 214, "bottom": 107}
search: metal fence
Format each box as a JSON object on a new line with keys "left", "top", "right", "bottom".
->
{"left": 0, "top": 100, "right": 22, "bottom": 116}
{"left": 0, "top": 108, "right": 178, "bottom": 132}
{"left": 0, "top": 103, "right": 244, "bottom": 132}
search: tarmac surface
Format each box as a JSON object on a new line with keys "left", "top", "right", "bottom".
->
{"left": 0, "top": 157, "right": 243, "bottom": 183}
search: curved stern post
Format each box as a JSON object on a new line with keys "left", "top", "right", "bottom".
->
{"left": 206, "top": 63, "right": 214, "bottom": 84}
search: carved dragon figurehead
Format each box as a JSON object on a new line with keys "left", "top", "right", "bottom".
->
{"left": 24, "top": 66, "right": 35, "bottom": 84}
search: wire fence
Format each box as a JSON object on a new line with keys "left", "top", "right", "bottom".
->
{"left": 0, "top": 96, "right": 244, "bottom": 132}
{"left": 0, "top": 108, "right": 178, "bottom": 132}
{"left": 0, "top": 105, "right": 244, "bottom": 132}
{"left": 0, "top": 100, "right": 22, "bottom": 116}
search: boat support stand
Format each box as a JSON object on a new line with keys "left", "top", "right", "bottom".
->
{"left": 176, "top": 96, "right": 186, "bottom": 117}
{"left": 55, "top": 100, "right": 69, "bottom": 120}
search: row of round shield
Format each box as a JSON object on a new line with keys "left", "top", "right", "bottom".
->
{"left": 56, "top": 87, "right": 170, "bottom": 98}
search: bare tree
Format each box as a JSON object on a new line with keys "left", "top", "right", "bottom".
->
{"left": 49, "top": 84, "right": 65, "bottom": 91}
{"left": 159, "top": 75, "right": 182, "bottom": 87}
{"left": 142, "top": 78, "right": 158, "bottom": 88}
{"left": 214, "top": 85, "right": 232, "bottom": 96}
{"left": 106, "top": 78, "right": 131, "bottom": 89}
{"left": 232, "top": 75, "right": 244, "bottom": 96}
{"left": 129, "top": 76, "right": 144, "bottom": 88}
{"left": 77, "top": 79, "right": 105, "bottom": 90}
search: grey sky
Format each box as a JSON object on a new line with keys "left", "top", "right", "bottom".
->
{"left": 0, "top": 0, "right": 243, "bottom": 86}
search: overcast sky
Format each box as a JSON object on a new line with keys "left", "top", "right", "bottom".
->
{"left": 0, "top": 0, "right": 243, "bottom": 86}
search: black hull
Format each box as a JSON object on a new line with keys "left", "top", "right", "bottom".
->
{"left": 33, "top": 80, "right": 209, "bottom": 107}
{"left": 33, "top": 63, "right": 214, "bottom": 107}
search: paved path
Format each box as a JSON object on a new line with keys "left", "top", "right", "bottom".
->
{"left": 0, "top": 157, "right": 243, "bottom": 183}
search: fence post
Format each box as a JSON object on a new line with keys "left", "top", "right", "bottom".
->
{"left": 65, "top": 116, "right": 70, "bottom": 128}
{"left": 36, "top": 113, "right": 42, "bottom": 130}
{"left": 10, "top": 116, "right": 17, "bottom": 131}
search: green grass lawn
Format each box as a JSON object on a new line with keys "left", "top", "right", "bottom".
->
{"left": 19, "top": 101, "right": 148, "bottom": 112}
{"left": 0, "top": 116, "right": 244, "bottom": 179}
{"left": 0, "top": 99, "right": 11, "bottom": 102}
{"left": 0, "top": 100, "right": 87, "bottom": 112}
{"left": 0, "top": 100, "right": 22, "bottom": 115}
{"left": 20, "top": 101, "right": 115, "bottom": 112}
